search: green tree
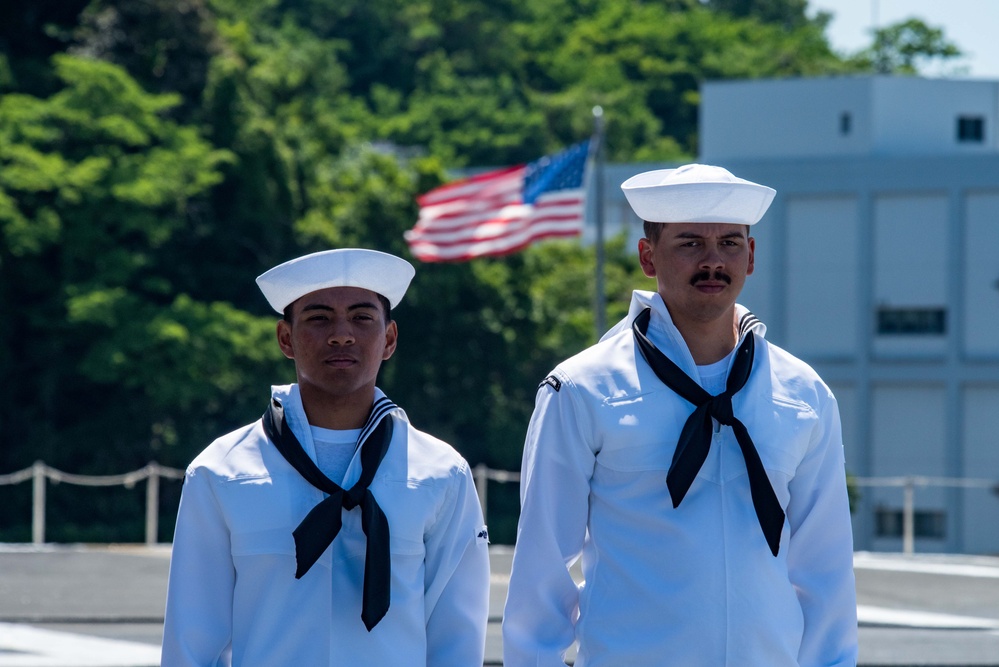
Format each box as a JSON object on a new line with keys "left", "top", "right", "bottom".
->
{"left": 527, "top": 2, "right": 843, "bottom": 159}
{"left": 704, "top": 0, "right": 814, "bottom": 30}
{"left": 0, "top": 54, "right": 278, "bottom": 540}
{"left": 848, "top": 18, "right": 963, "bottom": 75}
{"left": 386, "top": 235, "right": 653, "bottom": 542}
{"left": 69, "top": 0, "right": 223, "bottom": 121}
{"left": 0, "top": 0, "right": 909, "bottom": 542}
{"left": 0, "top": 0, "right": 91, "bottom": 96}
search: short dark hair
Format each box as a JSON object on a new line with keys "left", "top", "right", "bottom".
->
{"left": 643, "top": 220, "right": 663, "bottom": 243}
{"left": 642, "top": 221, "right": 751, "bottom": 244}
{"left": 282, "top": 293, "right": 392, "bottom": 324}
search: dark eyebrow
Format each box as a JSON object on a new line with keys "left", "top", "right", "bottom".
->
{"left": 300, "top": 302, "right": 380, "bottom": 313}
{"left": 672, "top": 230, "right": 746, "bottom": 240}
{"left": 347, "top": 302, "right": 381, "bottom": 312}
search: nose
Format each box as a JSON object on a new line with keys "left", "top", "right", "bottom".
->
{"left": 699, "top": 244, "right": 724, "bottom": 271}
{"left": 327, "top": 321, "right": 355, "bottom": 346}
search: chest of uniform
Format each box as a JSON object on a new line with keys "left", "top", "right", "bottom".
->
{"left": 216, "top": 469, "right": 442, "bottom": 559}
{"left": 591, "top": 385, "right": 816, "bottom": 481}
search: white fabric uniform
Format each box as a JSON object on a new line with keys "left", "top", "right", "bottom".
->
{"left": 161, "top": 385, "right": 490, "bottom": 667}
{"left": 503, "top": 291, "right": 857, "bottom": 667}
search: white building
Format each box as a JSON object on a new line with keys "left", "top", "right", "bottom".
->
{"left": 595, "top": 75, "right": 999, "bottom": 554}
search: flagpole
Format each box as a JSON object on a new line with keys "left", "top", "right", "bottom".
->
{"left": 592, "top": 106, "right": 607, "bottom": 339}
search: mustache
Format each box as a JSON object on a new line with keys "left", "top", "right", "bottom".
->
{"left": 690, "top": 270, "right": 732, "bottom": 286}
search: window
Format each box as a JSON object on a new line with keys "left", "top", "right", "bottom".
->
{"left": 877, "top": 307, "right": 946, "bottom": 335}
{"left": 875, "top": 506, "right": 947, "bottom": 539}
{"left": 839, "top": 112, "right": 852, "bottom": 136}
{"left": 957, "top": 115, "right": 984, "bottom": 143}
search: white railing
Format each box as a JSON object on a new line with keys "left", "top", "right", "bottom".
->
{"left": 853, "top": 476, "right": 999, "bottom": 554}
{"left": 472, "top": 463, "right": 521, "bottom": 518}
{"left": 0, "top": 461, "right": 514, "bottom": 545}
{"left": 0, "top": 461, "right": 185, "bottom": 545}
{"left": 3, "top": 463, "right": 994, "bottom": 555}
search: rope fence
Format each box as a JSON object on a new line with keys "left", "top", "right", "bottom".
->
{"left": 1, "top": 462, "right": 995, "bottom": 554}
{"left": 0, "top": 461, "right": 185, "bottom": 545}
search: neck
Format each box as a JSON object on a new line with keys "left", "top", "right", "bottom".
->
{"left": 298, "top": 384, "right": 375, "bottom": 430}
{"left": 667, "top": 307, "right": 739, "bottom": 365}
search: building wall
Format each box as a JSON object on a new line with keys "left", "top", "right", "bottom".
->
{"left": 594, "top": 76, "right": 999, "bottom": 554}
{"left": 784, "top": 196, "right": 859, "bottom": 359}
{"left": 872, "top": 193, "right": 949, "bottom": 358}
{"left": 965, "top": 193, "right": 999, "bottom": 357}
{"left": 869, "top": 384, "right": 949, "bottom": 552}
{"left": 594, "top": 149, "right": 999, "bottom": 554}
{"left": 872, "top": 78, "right": 999, "bottom": 155}
{"left": 719, "top": 157, "right": 999, "bottom": 554}
{"left": 701, "top": 77, "right": 873, "bottom": 160}
{"left": 963, "top": 387, "right": 999, "bottom": 554}
{"left": 701, "top": 76, "right": 999, "bottom": 162}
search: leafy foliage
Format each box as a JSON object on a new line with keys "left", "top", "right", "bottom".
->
{"left": 0, "top": 54, "right": 269, "bottom": 539}
{"left": 847, "top": 18, "right": 964, "bottom": 75}
{"left": 0, "top": 0, "right": 956, "bottom": 541}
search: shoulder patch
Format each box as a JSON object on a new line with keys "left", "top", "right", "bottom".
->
{"left": 539, "top": 375, "right": 562, "bottom": 392}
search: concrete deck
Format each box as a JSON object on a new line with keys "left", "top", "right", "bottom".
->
{"left": 1, "top": 544, "right": 997, "bottom": 666}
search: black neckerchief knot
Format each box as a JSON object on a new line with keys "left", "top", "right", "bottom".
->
{"left": 632, "top": 307, "right": 785, "bottom": 556}
{"left": 707, "top": 394, "right": 734, "bottom": 425}
{"left": 262, "top": 395, "right": 397, "bottom": 630}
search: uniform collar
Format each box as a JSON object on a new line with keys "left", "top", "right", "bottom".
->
{"left": 269, "top": 384, "right": 408, "bottom": 462}
{"left": 600, "top": 290, "right": 766, "bottom": 343}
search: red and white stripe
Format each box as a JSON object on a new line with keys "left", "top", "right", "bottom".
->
{"left": 405, "top": 166, "right": 585, "bottom": 262}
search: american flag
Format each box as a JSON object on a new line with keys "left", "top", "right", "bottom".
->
{"left": 404, "top": 141, "right": 592, "bottom": 262}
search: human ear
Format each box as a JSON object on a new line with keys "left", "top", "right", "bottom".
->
{"left": 382, "top": 321, "right": 399, "bottom": 361}
{"left": 638, "top": 238, "right": 657, "bottom": 278}
{"left": 276, "top": 320, "right": 295, "bottom": 360}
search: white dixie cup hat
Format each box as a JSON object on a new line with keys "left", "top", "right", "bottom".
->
{"left": 620, "top": 163, "right": 776, "bottom": 225}
{"left": 255, "top": 248, "right": 416, "bottom": 313}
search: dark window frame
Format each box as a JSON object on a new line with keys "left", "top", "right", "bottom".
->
{"left": 839, "top": 111, "right": 852, "bottom": 136}
{"left": 957, "top": 115, "right": 985, "bottom": 143}
{"left": 875, "top": 506, "right": 947, "bottom": 539}
{"left": 877, "top": 307, "right": 947, "bottom": 335}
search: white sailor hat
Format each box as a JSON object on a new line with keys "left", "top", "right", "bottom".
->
{"left": 255, "top": 248, "right": 416, "bottom": 313}
{"left": 621, "top": 164, "right": 775, "bottom": 225}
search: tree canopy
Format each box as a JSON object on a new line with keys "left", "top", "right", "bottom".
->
{"left": 0, "top": 0, "right": 961, "bottom": 542}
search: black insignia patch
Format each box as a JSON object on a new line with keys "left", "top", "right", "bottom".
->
{"left": 539, "top": 375, "right": 562, "bottom": 392}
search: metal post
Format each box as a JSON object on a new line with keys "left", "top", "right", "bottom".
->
{"left": 145, "top": 464, "right": 160, "bottom": 545}
{"left": 902, "top": 477, "right": 915, "bottom": 555}
{"left": 32, "top": 461, "right": 46, "bottom": 545}
{"left": 473, "top": 464, "right": 488, "bottom": 525}
{"left": 592, "top": 106, "right": 607, "bottom": 339}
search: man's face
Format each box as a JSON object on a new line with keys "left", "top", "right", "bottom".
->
{"left": 638, "top": 222, "right": 755, "bottom": 327}
{"left": 277, "top": 286, "right": 397, "bottom": 403}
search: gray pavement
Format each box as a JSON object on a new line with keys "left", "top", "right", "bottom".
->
{"left": 0, "top": 543, "right": 997, "bottom": 666}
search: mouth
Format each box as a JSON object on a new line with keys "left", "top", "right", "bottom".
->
{"left": 694, "top": 282, "right": 727, "bottom": 294}
{"left": 690, "top": 271, "right": 731, "bottom": 293}
{"left": 324, "top": 356, "right": 357, "bottom": 368}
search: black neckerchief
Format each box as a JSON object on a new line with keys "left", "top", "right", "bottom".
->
{"left": 632, "top": 307, "right": 784, "bottom": 556}
{"left": 262, "top": 394, "right": 397, "bottom": 630}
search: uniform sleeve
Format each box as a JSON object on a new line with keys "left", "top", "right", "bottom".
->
{"left": 161, "top": 467, "right": 235, "bottom": 667}
{"left": 786, "top": 390, "right": 859, "bottom": 667}
{"left": 423, "top": 460, "right": 490, "bottom": 667}
{"left": 502, "top": 374, "right": 596, "bottom": 667}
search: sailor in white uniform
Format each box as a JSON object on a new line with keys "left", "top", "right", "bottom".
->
{"left": 503, "top": 165, "right": 858, "bottom": 666}
{"left": 161, "top": 248, "right": 490, "bottom": 666}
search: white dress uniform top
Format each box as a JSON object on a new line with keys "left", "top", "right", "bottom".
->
{"left": 503, "top": 290, "right": 858, "bottom": 667}
{"left": 161, "top": 384, "right": 490, "bottom": 666}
